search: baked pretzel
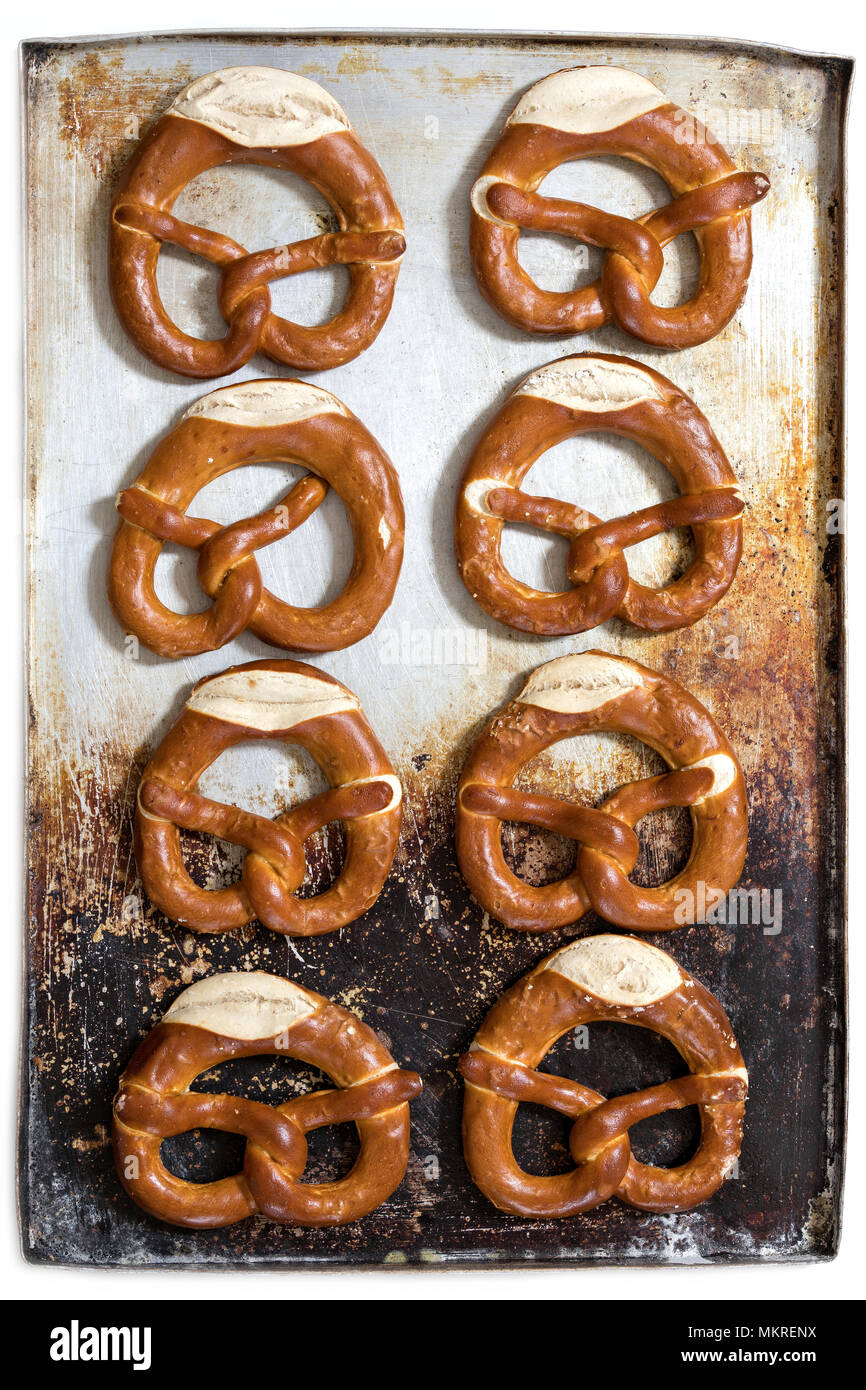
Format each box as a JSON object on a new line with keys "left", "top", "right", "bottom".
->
{"left": 470, "top": 66, "right": 769, "bottom": 347}
{"left": 456, "top": 650, "right": 747, "bottom": 932}
{"left": 114, "top": 971, "right": 423, "bottom": 1227}
{"left": 109, "top": 67, "right": 405, "bottom": 377}
{"left": 455, "top": 353, "right": 743, "bottom": 636}
{"left": 135, "top": 659, "right": 402, "bottom": 936}
{"left": 108, "top": 379, "right": 404, "bottom": 658}
{"left": 460, "top": 934, "right": 746, "bottom": 1217}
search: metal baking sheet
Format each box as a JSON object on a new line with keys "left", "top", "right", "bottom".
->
{"left": 22, "top": 30, "right": 848, "bottom": 1267}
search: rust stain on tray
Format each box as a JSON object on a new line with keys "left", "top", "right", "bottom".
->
{"left": 50, "top": 50, "right": 196, "bottom": 180}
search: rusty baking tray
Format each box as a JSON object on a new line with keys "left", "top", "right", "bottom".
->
{"left": 21, "top": 30, "right": 848, "bottom": 1267}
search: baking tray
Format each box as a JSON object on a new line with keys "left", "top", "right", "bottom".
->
{"left": 21, "top": 30, "right": 848, "bottom": 1267}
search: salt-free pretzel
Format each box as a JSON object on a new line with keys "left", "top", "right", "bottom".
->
{"left": 110, "top": 67, "right": 405, "bottom": 377}
{"left": 470, "top": 66, "right": 769, "bottom": 347}
{"left": 108, "top": 379, "right": 404, "bottom": 658}
{"left": 456, "top": 650, "right": 747, "bottom": 933}
{"left": 460, "top": 934, "right": 747, "bottom": 1217}
{"left": 135, "top": 659, "right": 402, "bottom": 936}
{"left": 114, "top": 971, "right": 423, "bottom": 1227}
{"left": 455, "top": 353, "right": 743, "bottom": 636}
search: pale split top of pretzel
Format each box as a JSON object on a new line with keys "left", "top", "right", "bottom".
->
{"left": 470, "top": 65, "right": 770, "bottom": 347}
{"left": 109, "top": 67, "right": 406, "bottom": 377}
{"left": 459, "top": 934, "right": 747, "bottom": 1217}
{"left": 113, "top": 971, "right": 423, "bottom": 1228}
{"left": 108, "top": 378, "right": 404, "bottom": 658}
{"left": 134, "top": 659, "right": 402, "bottom": 936}
{"left": 455, "top": 353, "right": 743, "bottom": 637}
{"left": 456, "top": 650, "right": 748, "bottom": 932}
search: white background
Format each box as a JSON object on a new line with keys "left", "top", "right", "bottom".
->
{"left": 3, "top": 0, "right": 862, "bottom": 1301}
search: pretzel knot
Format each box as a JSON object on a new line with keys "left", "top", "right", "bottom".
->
{"left": 113, "top": 973, "right": 423, "bottom": 1228}
{"left": 135, "top": 660, "right": 402, "bottom": 937}
{"left": 459, "top": 935, "right": 747, "bottom": 1217}
{"left": 108, "top": 380, "right": 404, "bottom": 658}
{"left": 109, "top": 68, "right": 405, "bottom": 378}
{"left": 456, "top": 353, "right": 743, "bottom": 637}
{"left": 471, "top": 66, "right": 769, "bottom": 348}
{"left": 456, "top": 651, "right": 748, "bottom": 933}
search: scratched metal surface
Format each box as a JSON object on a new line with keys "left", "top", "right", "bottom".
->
{"left": 22, "top": 31, "right": 847, "bottom": 1267}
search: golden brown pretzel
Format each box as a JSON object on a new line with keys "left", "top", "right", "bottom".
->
{"left": 455, "top": 353, "right": 743, "bottom": 636}
{"left": 109, "top": 67, "right": 405, "bottom": 377}
{"left": 470, "top": 66, "right": 769, "bottom": 347}
{"left": 459, "top": 934, "right": 747, "bottom": 1217}
{"left": 114, "top": 971, "right": 423, "bottom": 1227}
{"left": 456, "top": 651, "right": 747, "bottom": 932}
{"left": 108, "top": 379, "right": 404, "bottom": 658}
{"left": 135, "top": 659, "right": 402, "bottom": 936}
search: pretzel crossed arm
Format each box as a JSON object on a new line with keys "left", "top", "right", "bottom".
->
{"left": 470, "top": 65, "right": 769, "bottom": 347}
{"left": 109, "top": 67, "right": 405, "bottom": 377}
{"left": 134, "top": 659, "right": 403, "bottom": 936}
{"left": 113, "top": 972, "right": 423, "bottom": 1227}
{"left": 460, "top": 935, "right": 747, "bottom": 1217}
{"left": 455, "top": 354, "right": 743, "bottom": 637}
{"left": 456, "top": 650, "right": 748, "bottom": 932}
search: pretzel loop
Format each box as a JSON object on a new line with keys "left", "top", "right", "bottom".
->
{"left": 460, "top": 936, "right": 747, "bottom": 1218}
{"left": 456, "top": 651, "right": 748, "bottom": 933}
{"left": 470, "top": 66, "right": 769, "bottom": 347}
{"left": 110, "top": 69, "right": 406, "bottom": 377}
{"left": 117, "top": 484, "right": 266, "bottom": 645}
{"left": 113, "top": 974, "right": 423, "bottom": 1228}
{"left": 134, "top": 660, "right": 403, "bottom": 937}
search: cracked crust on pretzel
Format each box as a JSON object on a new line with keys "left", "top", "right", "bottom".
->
{"left": 514, "top": 356, "right": 664, "bottom": 412}
{"left": 183, "top": 379, "right": 349, "bottom": 427}
{"left": 168, "top": 66, "right": 352, "bottom": 148}
{"left": 163, "top": 971, "right": 319, "bottom": 1038}
{"left": 508, "top": 66, "right": 669, "bottom": 136}
{"left": 541, "top": 934, "right": 682, "bottom": 1006}
{"left": 186, "top": 666, "right": 362, "bottom": 732}
{"left": 516, "top": 651, "right": 645, "bottom": 714}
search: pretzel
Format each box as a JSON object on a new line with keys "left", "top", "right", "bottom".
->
{"left": 109, "top": 67, "right": 405, "bottom": 377}
{"left": 460, "top": 934, "right": 747, "bottom": 1217}
{"left": 470, "top": 66, "right": 769, "bottom": 347}
{"left": 135, "top": 659, "right": 402, "bottom": 936}
{"left": 456, "top": 650, "right": 747, "bottom": 932}
{"left": 113, "top": 971, "right": 423, "bottom": 1227}
{"left": 455, "top": 353, "right": 743, "bottom": 636}
{"left": 108, "top": 379, "right": 404, "bottom": 658}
